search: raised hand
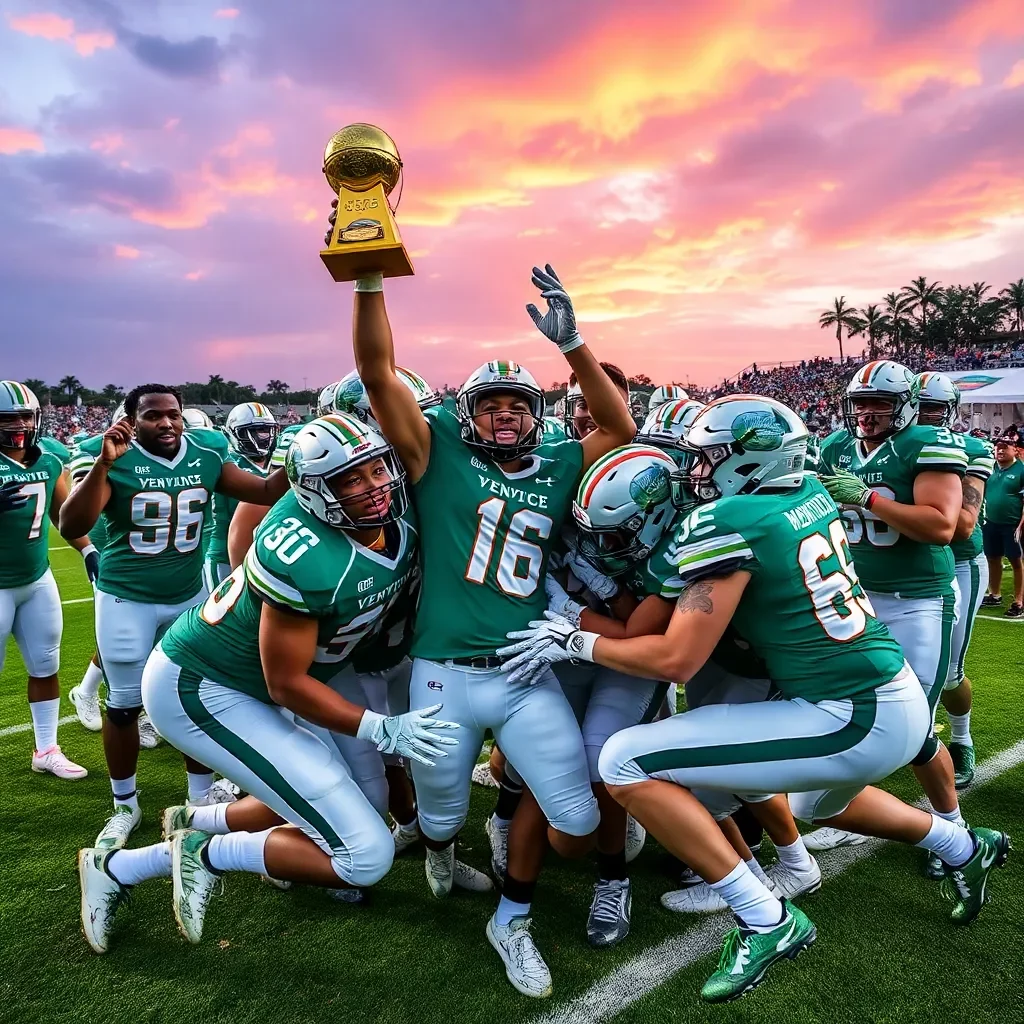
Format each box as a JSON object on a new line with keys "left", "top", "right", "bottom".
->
{"left": 525, "top": 264, "right": 584, "bottom": 353}
{"left": 100, "top": 419, "right": 134, "bottom": 468}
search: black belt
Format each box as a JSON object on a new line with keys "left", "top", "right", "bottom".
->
{"left": 451, "top": 655, "right": 504, "bottom": 669}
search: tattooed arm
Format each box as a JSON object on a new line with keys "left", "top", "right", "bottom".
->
{"left": 953, "top": 475, "right": 985, "bottom": 542}
{"left": 588, "top": 572, "right": 751, "bottom": 683}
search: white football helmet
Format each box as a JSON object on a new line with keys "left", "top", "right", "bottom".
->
{"left": 648, "top": 385, "right": 689, "bottom": 413}
{"left": 672, "top": 395, "right": 808, "bottom": 512}
{"left": 573, "top": 445, "right": 678, "bottom": 576}
{"left": 182, "top": 408, "right": 213, "bottom": 430}
{"left": 397, "top": 367, "right": 441, "bottom": 409}
{"left": 316, "top": 381, "right": 344, "bottom": 417}
{"left": 285, "top": 412, "right": 408, "bottom": 529}
{"left": 456, "top": 361, "right": 544, "bottom": 461}
{"left": 637, "top": 398, "right": 706, "bottom": 455}
{"left": 915, "top": 372, "right": 960, "bottom": 429}
{"left": 225, "top": 402, "right": 279, "bottom": 459}
{"left": 0, "top": 381, "right": 41, "bottom": 449}
{"left": 843, "top": 360, "right": 919, "bottom": 440}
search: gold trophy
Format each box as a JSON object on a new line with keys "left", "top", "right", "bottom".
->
{"left": 319, "top": 123, "right": 414, "bottom": 281}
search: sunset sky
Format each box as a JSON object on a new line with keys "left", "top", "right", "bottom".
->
{"left": 2, "top": 0, "right": 1023, "bottom": 392}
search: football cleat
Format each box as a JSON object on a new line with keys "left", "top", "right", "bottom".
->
{"left": 662, "top": 880, "right": 728, "bottom": 914}
{"left": 676, "top": 866, "right": 704, "bottom": 888}
{"left": 391, "top": 820, "right": 420, "bottom": 855}
{"left": 924, "top": 851, "right": 946, "bottom": 881}
{"left": 980, "top": 594, "right": 1001, "bottom": 607}
{"left": 802, "top": 827, "right": 866, "bottom": 852}
{"left": 425, "top": 845, "right": 494, "bottom": 898}
{"left": 78, "top": 847, "right": 131, "bottom": 954}
{"left": 31, "top": 745, "right": 88, "bottom": 780}
{"left": 949, "top": 742, "right": 976, "bottom": 789}
{"left": 701, "top": 902, "right": 816, "bottom": 1003}
{"left": 766, "top": 857, "right": 822, "bottom": 900}
{"left": 69, "top": 686, "right": 102, "bottom": 732}
{"left": 161, "top": 805, "right": 193, "bottom": 841}
{"left": 171, "top": 829, "right": 222, "bottom": 943}
{"left": 137, "top": 714, "right": 161, "bottom": 749}
{"left": 486, "top": 914, "right": 553, "bottom": 998}
{"left": 625, "top": 816, "right": 646, "bottom": 864}
{"left": 95, "top": 804, "right": 141, "bottom": 850}
{"left": 587, "top": 878, "right": 632, "bottom": 948}
{"left": 190, "top": 778, "right": 238, "bottom": 806}
{"left": 485, "top": 814, "right": 509, "bottom": 883}
{"left": 941, "top": 827, "right": 1012, "bottom": 924}
{"left": 471, "top": 761, "right": 499, "bottom": 788}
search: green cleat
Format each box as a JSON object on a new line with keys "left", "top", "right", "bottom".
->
{"left": 161, "top": 804, "right": 194, "bottom": 841}
{"left": 941, "top": 828, "right": 1012, "bottom": 925}
{"left": 949, "top": 742, "right": 976, "bottom": 789}
{"left": 171, "top": 829, "right": 222, "bottom": 944}
{"left": 700, "top": 901, "right": 816, "bottom": 1003}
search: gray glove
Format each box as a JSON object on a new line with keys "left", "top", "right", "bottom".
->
{"left": 526, "top": 264, "right": 584, "bottom": 354}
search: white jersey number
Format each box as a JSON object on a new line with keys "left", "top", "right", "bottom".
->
{"left": 466, "top": 497, "right": 553, "bottom": 599}
{"left": 840, "top": 485, "right": 898, "bottom": 548}
{"left": 18, "top": 481, "right": 48, "bottom": 540}
{"left": 200, "top": 564, "right": 246, "bottom": 625}
{"left": 129, "top": 487, "right": 209, "bottom": 555}
{"left": 798, "top": 519, "right": 876, "bottom": 642}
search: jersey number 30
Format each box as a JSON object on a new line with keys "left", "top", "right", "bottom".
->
{"left": 798, "top": 520, "right": 876, "bottom": 641}
{"left": 466, "top": 497, "right": 552, "bottom": 598}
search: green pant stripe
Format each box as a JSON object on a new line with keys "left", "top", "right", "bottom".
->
{"left": 955, "top": 561, "right": 981, "bottom": 683}
{"left": 927, "top": 590, "right": 957, "bottom": 711}
{"left": 176, "top": 667, "right": 344, "bottom": 849}
{"left": 635, "top": 692, "right": 877, "bottom": 775}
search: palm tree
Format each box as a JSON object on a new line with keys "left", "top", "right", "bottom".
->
{"left": 1000, "top": 279, "right": 1024, "bottom": 335}
{"left": 22, "top": 378, "right": 47, "bottom": 398}
{"left": 266, "top": 379, "right": 289, "bottom": 396}
{"left": 883, "top": 292, "right": 915, "bottom": 359}
{"left": 101, "top": 384, "right": 124, "bottom": 404}
{"left": 58, "top": 375, "right": 83, "bottom": 399}
{"left": 970, "top": 281, "right": 991, "bottom": 303}
{"left": 207, "top": 374, "right": 225, "bottom": 404}
{"left": 851, "top": 304, "right": 890, "bottom": 360}
{"left": 818, "top": 297, "right": 860, "bottom": 362}
{"left": 901, "top": 277, "right": 943, "bottom": 346}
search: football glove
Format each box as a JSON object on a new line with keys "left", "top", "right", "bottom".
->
{"left": 544, "top": 573, "right": 585, "bottom": 627}
{"left": 356, "top": 703, "right": 460, "bottom": 768}
{"left": 82, "top": 544, "right": 100, "bottom": 584}
{"left": 0, "top": 480, "right": 29, "bottom": 514}
{"left": 820, "top": 470, "right": 873, "bottom": 508}
{"left": 563, "top": 546, "right": 619, "bottom": 601}
{"left": 498, "top": 611, "right": 599, "bottom": 686}
{"left": 526, "top": 264, "right": 584, "bottom": 354}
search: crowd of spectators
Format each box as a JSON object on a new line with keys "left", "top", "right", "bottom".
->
{"left": 40, "top": 405, "right": 110, "bottom": 444}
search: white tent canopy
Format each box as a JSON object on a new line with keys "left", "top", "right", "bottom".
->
{"left": 948, "top": 368, "right": 1024, "bottom": 434}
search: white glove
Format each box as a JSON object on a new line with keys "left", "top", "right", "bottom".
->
{"left": 356, "top": 703, "right": 459, "bottom": 767}
{"left": 497, "top": 611, "right": 599, "bottom": 685}
{"left": 563, "top": 547, "right": 619, "bottom": 602}
{"left": 526, "top": 264, "right": 584, "bottom": 354}
{"left": 545, "top": 573, "right": 585, "bottom": 627}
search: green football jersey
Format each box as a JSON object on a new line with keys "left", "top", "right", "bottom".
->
{"left": 161, "top": 492, "right": 419, "bottom": 702}
{"left": 70, "top": 434, "right": 109, "bottom": 551}
{"left": 205, "top": 449, "right": 267, "bottom": 565}
{"left": 42, "top": 436, "right": 71, "bottom": 464}
{"left": 818, "top": 425, "right": 966, "bottom": 597}
{"left": 985, "top": 458, "right": 1024, "bottom": 525}
{"left": 76, "top": 432, "right": 225, "bottom": 604}
{"left": 0, "top": 446, "right": 66, "bottom": 588}
{"left": 950, "top": 433, "right": 994, "bottom": 563}
{"left": 542, "top": 417, "right": 567, "bottom": 442}
{"left": 350, "top": 570, "right": 420, "bottom": 674}
{"left": 621, "top": 526, "right": 686, "bottom": 602}
{"left": 270, "top": 423, "right": 304, "bottom": 469}
{"left": 804, "top": 434, "right": 821, "bottom": 475}
{"left": 411, "top": 406, "right": 584, "bottom": 659}
{"left": 670, "top": 476, "right": 905, "bottom": 702}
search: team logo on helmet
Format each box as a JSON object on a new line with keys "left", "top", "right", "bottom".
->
{"left": 336, "top": 377, "right": 365, "bottom": 410}
{"left": 627, "top": 463, "right": 671, "bottom": 510}
{"left": 730, "top": 410, "right": 786, "bottom": 451}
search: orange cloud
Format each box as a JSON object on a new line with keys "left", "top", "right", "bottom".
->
{"left": 0, "top": 126, "right": 43, "bottom": 154}
{"left": 1005, "top": 61, "right": 1024, "bottom": 88}
{"left": 114, "top": 244, "right": 140, "bottom": 259}
{"left": 7, "top": 12, "right": 114, "bottom": 55}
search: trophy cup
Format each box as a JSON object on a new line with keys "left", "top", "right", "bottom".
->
{"left": 319, "top": 123, "right": 414, "bottom": 281}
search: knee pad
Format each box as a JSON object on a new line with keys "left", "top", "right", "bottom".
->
{"left": 106, "top": 705, "right": 142, "bottom": 727}
{"left": 330, "top": 828, "right": 395, "bottom": 888}
{"left": 548, "top": 791, "right": 600, "bottom": 838}
{"left": 911, "top": 731, "right": 941, "bottom": 766}
{"left": 416, "top": 808, "right": 467, "bottom": 844}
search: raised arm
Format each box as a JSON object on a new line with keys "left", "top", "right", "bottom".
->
{"left": 353, "top": 277, "right": 431, "bottom": 481}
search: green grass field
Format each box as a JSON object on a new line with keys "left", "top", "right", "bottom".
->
{"left": 2, "top": 531, "right": 1021, "bottom": 1024}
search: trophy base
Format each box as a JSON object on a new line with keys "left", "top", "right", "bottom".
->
{"left": 319, "top": 243, "right": 415, "bottom": 282}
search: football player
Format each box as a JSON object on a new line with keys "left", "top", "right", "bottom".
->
{"left": 982, "top": 434, "right": 1024, "bottom": 615}
{"left": 563, "top": 363, "right": 631, "bottom": 439}
{"left": 917, "top": 374, "right": 992, "bottom": 789}
{"left": 647, "top": 384, "right": 689, "bottom": 413}
{"left": 77, "top": 415, "right": 457, "bottom": 953}
{"left": 0, "top": 381, "right": 89, "bottom": 778}
{"left": 350, "top": 263, "right": 635, "bottom": 997}
{"left": 636, "top": 398, "right": 705, "bottom": 457}
{"left": 182, "top": 408, "right": 213, "bottom": 429}
{"left": 500, "top": 395, "right": 1009, "bottom": 1003}
{"left": 59, "top": 384, "right": 290, "bottom": 851}
{"left": 810, "top": 362, "right": 968, "bottom": 862}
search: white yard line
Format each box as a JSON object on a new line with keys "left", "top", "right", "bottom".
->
{"left": 61, "top": 597, "right": 93, "bottom": 606}
{"left": 976, "top": 615, "right": 1024, "bottom": 625}
{"left": 0, "top": 714, "right": 78, "bottom": 738}
{"left": 533, "top": 739, "right": 1024, "bottom": 1024}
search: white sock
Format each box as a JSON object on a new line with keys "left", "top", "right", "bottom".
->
{"left": 495, "top": 895, "right": 531, "bottom": 926}
{"left": 111, "top": 774, "right": 139, "bottom": 812}
{"left": 775, "top": 837, "right": 813, "bottom": 873}
{"left": 491, "top": 813, "right": 513, "bottom": 829}
{"left": 206, "top": 829, "right": 271, "bottom": 875}
{"left": 30, "top": 697, "right": 61, "bottom": 753}
{"left": 79, "top": 661, "right": 104, "bottom": 699}
{"left": 107, "top": 842, "right": 171, "bottom": 885}
{"left": 948, "top": 712, "right": 972, "bottom": 746}
{"left": 935, "top": 804, "right": 965, "bottom": 827}
{"left": 187, "top": 772, "right": 215, "bottom": 802}
{"left": 745, "top": 857, "right": 771, "bottom": 886}
{"left": 394, "top": 818, "right": 419, "bottom": 834}
{"left": 709, "top": 860, "right": 784, "bottom": 930}
{"left": 189, "top": 802, "right": 231, "bottom": 834}
{"left": 917, "top": 814, "right": 974, "bottom": 867}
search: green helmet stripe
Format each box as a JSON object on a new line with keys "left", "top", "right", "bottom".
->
{"left": 319, "top": 415, "right": 367, "bottom": 447}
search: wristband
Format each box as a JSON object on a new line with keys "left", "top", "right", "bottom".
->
{"left": 566, "top": 630, "right": 598, "bottom": 663}
{"left": 864, "top": 490, "right": 876, "bottom": 511}
{"left": 81, "top": 544, "right": 98, "bottom": 559}
{"left": 356, "top": 708, "right": 384, "bottom": 742}
{"left": 354, "top": 272, "right": 384, "bottom": 293}
{"left": 558, "top": 333, "right": 585, "bottom": 355}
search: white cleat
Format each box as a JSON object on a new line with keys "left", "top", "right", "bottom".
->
{"left": 471, "top": 761, "right": 499, "bottom": 788}
{"left": 69, "top": 686, "right": 102, "bottom": 732}
{"left": 625, "top": 815, "right": 646, "bottom": 864}
{"left": 78, "top": 847, "right": 130, "bottom": 954}
{"left": 802, "top": 827, "right": 867, "bottom": 852}
{"left": 661, "top": 880, "right": 729, "bottom": 914}
{"left": 190, "top": 778, "right": 238, "bottom": 806}
{"left": 391, "top": 820, "right": 420, "bottom": 855}
{"left": 95, "top": 804, "right": 141, "bottom": 851}
{"left": 425, "top": 844, "right": 494, "bottom": 898}
{"left": 486, "top": 914, "right": 553, "bottom": 999}
{"left": 171, "top": 829, "right": 221, "bottom": 944}
{"left": 485, "top": 814, "right": 509, "bottom": 883}
{"left": 161, "top": 805, "right": 193, "bottom": 841}
{"left": 31, "top": 745, "right": 88, "bottom": 780}
{"left": 137, "top": 714, "right": 161, "bottom": 749}
{"left": 454, "top": 858, "right": 494, "bottom": 893}
{"left": 767, "top": 857, "right": 823, "bottom": 900}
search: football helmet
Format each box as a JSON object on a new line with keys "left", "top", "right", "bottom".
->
{"left": 0, "top": 380, "right": 41, "bottom": 449}
{"left": 457, "top": 361, "right": 544, "bottom": 461}
{"left": 316, "top": 381, "right": 344, "bottom": 417}
{"left": 563, "top": 380, "right": 584, "bottom": 437}
{"left": 182, "top": 408, "right": 213, "bottom": 430}
{"left": 225, "top": 402, "right": 279, "bottom": 459}
{"left": 671, "top": 395, "right": 808, "bottom": 512}
{"left": 843, "top": 360, "right": 919, "bottom": 441}
{"left": 397, "top": 367, "right": 441, "bottom": 409}
{"left": 915, "top": 372, "right": 960, "bottom": 429}
{"left": 285, "top": 412, "right": 408, "bottom": 529}
{"left": 648, "top": 385, "right": 688, "bottom": 413}
{"left": 637, "top": 398, "right": 706, "bottom": 455}
{"left": 573, "top": 445, "right": 678, "bottom": 576}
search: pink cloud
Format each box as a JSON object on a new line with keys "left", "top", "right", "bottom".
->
{"left": 90, "top": 133, "right": 124, "bottom": 155}
{"left": 7, "top": 12, "right": 114, "bottom": 55}
{"left": 0, "top": 126, "right": 43, "bottom": 154}
{"left": 113, "top": 244, "right": 140, "bottom": 259}
{"left": 215, "top": 8, "right": 240, "bottom": 18}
